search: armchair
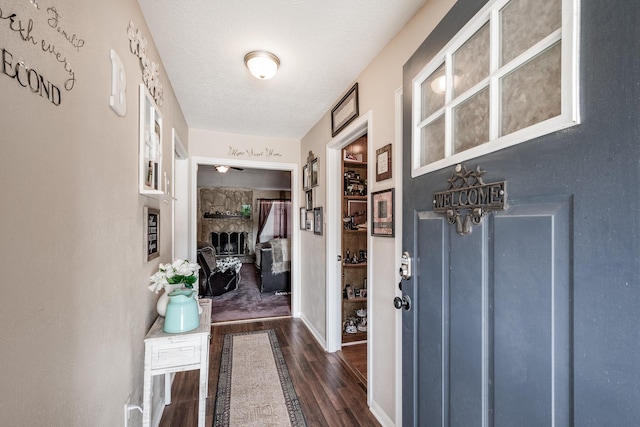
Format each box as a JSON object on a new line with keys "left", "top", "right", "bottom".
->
{"left": 197, "top": 245, "right": 239, "bottom": 297}
{"left": 255, "top": 238, "right": 291, "bottom": 293}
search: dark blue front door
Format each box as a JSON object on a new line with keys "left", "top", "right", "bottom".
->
{"left": 401, "top": 0, "right": 640, "bottom": 425}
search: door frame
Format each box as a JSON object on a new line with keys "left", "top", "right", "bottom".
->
{"left": 171, "top": 128, "right": 189, "bottom": 260}
{"left": 325, "top": 111, "right": 373, "bottom": 401}
{"left": 188, "top": 156, "right": 302, "bottom": 317}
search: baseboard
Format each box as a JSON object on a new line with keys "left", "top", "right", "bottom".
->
{"left": 299, "top": 313, "right": 327, "bottom": 350}
{"left": 370, "top": 400, "right": 395, "bottom": 427}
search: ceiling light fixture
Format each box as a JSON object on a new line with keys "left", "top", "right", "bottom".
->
{"left": 244, "top": 51, "right": 280, "bottom": 80}
{"left": 215, "top": 165, "right": 230, "bottom": 173}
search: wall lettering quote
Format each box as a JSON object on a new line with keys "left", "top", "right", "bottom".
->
{"left": 227, "top": 146, "right": 283, "bottom": 158}
{"left": 0, "top": 0, "right": 87, "bottom": 105}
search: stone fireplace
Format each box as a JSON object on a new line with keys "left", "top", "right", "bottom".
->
{"left": 198, "top": 187, "right": 254, "bottom": 262}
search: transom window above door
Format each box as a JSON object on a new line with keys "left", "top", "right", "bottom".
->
{"left": 412, "top": 0, "right": 579, "bottom": 176}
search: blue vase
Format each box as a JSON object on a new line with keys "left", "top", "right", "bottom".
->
{"left": 163, "top": 289, "right": 200, "bottom": 333}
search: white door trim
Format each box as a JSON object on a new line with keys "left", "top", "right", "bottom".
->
{"left": 325, "top": 111, "right": 372, "bottom": 351}
{"left": 188, "top": 156, "right": 302, "bottom": 317}
{"left": 394, "top": 87, "right": 403, "bottom": 427}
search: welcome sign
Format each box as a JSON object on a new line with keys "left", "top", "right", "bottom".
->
{"left": 433, "top": 164, "right": 506, "bottom": 236}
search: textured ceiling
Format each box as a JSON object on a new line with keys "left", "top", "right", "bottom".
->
{"left": 137, "top": 0, "right": 427, "bottom": 139}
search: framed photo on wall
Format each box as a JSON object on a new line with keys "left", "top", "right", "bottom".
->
{"left": 300, "top": 207, "right": 307, "bottom": 230}
{"left": 311, "top": 158, "right": 319, "bottom": 187}
{"left": 376, "top": 144, "right": 392, "bottom": 182}
{"left": 371, "top": 188, "right": 394, "bottom": 237}
{"left": 331, "top": 83, "right": 359, "bottom": 137}
{"left": 313, "top": 207, "right": 323, "bottom": 235}
{"left": 303, "top": 164, "right": 310, "bottom": 190}
{"left": 144, "top": 206, "right": 160, "bottom": 261}
{"left": 305, "top": 189, "right": 313, "bottom": 211}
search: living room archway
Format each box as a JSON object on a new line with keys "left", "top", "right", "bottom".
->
{"left": 189, "top": 157, "right": 302, "bottom": 321}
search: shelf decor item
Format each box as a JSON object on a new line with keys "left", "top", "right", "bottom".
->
{"left": 372, "top": 188, "right": 395, "bottom": 237}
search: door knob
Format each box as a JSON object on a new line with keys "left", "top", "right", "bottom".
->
{"left": 393, "top": 295, "right": 411, "bottom": 311}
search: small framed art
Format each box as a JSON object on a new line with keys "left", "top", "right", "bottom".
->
{"left": 371, "top": 188, "right": 395, "bottom": 237}
{"left": 313, "top": 207, "right": 323, "bottom": 235}
{"left": 144, "top": 206, "right": 160, "bottom": 261}
{"left": 300, "top": 207, "right": 307, "bottom": 230}
{"left": 305, "top": 189, "right": 313, "bottom": 211}
{"left": 376, "top": 144, "right": 392, "bottom": 182}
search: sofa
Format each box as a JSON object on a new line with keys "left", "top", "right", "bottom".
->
{"left": 255, "top": 238, "right": 291, "bottom": 293}
{"left": 197, "top": 244, "right": 240, "bottom": 297}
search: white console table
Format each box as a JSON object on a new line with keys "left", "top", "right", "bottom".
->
{"left": 143, "top": 298, "right": 211, "bottom": 427}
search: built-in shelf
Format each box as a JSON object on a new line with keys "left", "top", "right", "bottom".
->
{"left": 343, "top": 262, "right": 367, "bottom": 268}
{"left": 343, "top": 297, "right": 367, "bottom": 303}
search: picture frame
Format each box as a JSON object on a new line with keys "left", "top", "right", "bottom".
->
{"left": 313, "top": 207, "right": 323, "bottom": 235}
{"left": 306, "top": 211, "right": 313, "bottom": 231}
{"left": 376, "top": 143, "right": 392, "bottom": 182}
{"left": 300, "top": 207, "right": 307, "bottom": 230}
{"left": 305, "top": 189, "right": 313, "bottom": 211}
{"left": 311, "top": 158, "right": 319, "bottom": 187}
{"left": 345, "top": 284, "right": 355, "bottom": 300}
{"left": 139, "top": 84, "right": 163, "bottom": 195}
{"left": 347, "top": 199, "right": 367, "bottom": 226}
{"left": 303, "top": 163, "right": 310, "bottom": 190}
{"left": 331, "top": 83, "right": 359, "bottom": 137}
{"left": 144, "top": 206, "right": 160, "bottom": 261}
{"left": 371, "top": 188, "right": 395, "bottom": 237}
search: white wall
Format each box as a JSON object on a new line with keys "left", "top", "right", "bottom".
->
{"left": 299, "top": 0, "right": 456, "bottom": 424}
{"left": 189, "top": 128, "right": 299, "bottom": 164}
{"left": 0, "top": 1, "right": 188, "bottom": 425}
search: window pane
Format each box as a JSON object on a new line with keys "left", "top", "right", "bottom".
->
{"left": 421, "top": 64, "right": 446, "bottom": 120}
{"left": 420, "top": 115, "right": 445, "bottom": 166}
{"left": 453, "top": 22, "right": 490, "bottom": 97}
{"left": 453, "top": 87, "right": 490, "bottom": 154}
{"left": 501, "top": 42, "right": 561, "bottom": 136}
{"left": 501, "top": 0, "right": 561, "bottom": 65}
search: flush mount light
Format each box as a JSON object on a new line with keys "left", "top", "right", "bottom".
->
{"left": 215, "top": 165, "right": 230, "bottom": 173}
{"left": 244, "top": 51, "right": 280, "bottom": 80}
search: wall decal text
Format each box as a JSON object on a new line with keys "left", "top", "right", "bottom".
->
{"left": 227, "top": 146, "right": 283, "bottom": 158}
{"left": 0, "top": 1, "right": 85, "bottom": 91}
{"left": 1, "top": 46, "right": 61, "bottom": 105}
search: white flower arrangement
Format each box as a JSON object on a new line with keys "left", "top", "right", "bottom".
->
{"left": 148, "top": 259, "right": 200, "bottom": 293}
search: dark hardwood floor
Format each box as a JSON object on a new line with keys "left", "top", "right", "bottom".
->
{"left": 159, "top": 318, "right": 380, "bottom": 427}
{"left": 338, "top": 343, "right": 367, "bottom": 387}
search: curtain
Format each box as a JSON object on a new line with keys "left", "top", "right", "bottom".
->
{"left": 257, "top": 199, "right": 291, "bottom": 243}
{"left": 257, "top": 199, "right": 273, "bottom": 243}
{"left": 273, "top": 201, "right": 291, "bottom": 239}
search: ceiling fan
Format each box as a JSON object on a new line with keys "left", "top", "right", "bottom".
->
{"left": 214, "top": 165, "right": 244, "bottom": 173}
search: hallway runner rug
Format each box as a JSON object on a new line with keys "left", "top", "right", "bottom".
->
{"left": 213, "top": 329, "right": 307, "bottom": 427}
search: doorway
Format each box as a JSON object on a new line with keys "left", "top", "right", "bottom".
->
{"left": 189, "top": 157, "right": 302, "bottom": 322}
{"left": 326, "top": 112, "right": 374, "bottom": 402}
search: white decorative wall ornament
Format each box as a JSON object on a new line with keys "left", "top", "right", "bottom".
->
{"left": 127, "top": 21, "right": 163, "bottom": 106}
{"left": 109, "top": 49, "right": 126, "bottom": 116}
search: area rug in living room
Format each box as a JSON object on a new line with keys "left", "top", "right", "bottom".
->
{"left": 213, "top": 330, "right": 307, "bottom": 427}
{"left": 210, "top": 264, "right": 291, "bottom": 323}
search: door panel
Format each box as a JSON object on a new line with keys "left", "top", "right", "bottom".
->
{"left": 408, "top": 198, "right": 572, "bottom": 426}
{"left": 492, "top": 199, "right": 572, "bottom": 426}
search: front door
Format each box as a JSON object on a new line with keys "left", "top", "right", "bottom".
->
{"left": 400, "top": 0, "right": 640, "bottom": 425}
